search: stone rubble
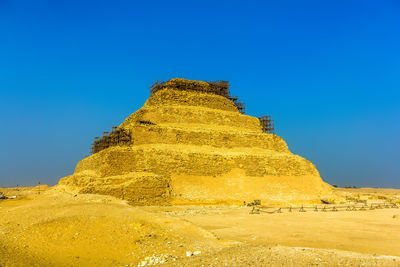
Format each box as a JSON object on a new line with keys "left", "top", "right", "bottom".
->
{"left": 136, "top": 254, "right": 178, "bottom": 266}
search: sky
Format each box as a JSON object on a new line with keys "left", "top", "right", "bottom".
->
{"left": 0, "top": 0, "right": 399, "bottom": 188}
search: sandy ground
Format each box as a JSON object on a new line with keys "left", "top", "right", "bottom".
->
{"left": 1, "top": 186, "right": 400, "bottom": 266}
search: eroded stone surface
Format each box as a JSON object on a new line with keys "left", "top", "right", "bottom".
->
{"left": 59, "top": 79, "right": 332, "bottom": 204}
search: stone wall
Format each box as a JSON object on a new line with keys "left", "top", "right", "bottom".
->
{"left": 59, "top": 172, "right": 171, "bottom": 205}
{"left": 145, "top": 88, "right": 238, "bottom": 112}
{"left": 75, "top": 145, "right": 318, "bottom": 178}
{"left": 120, "top": 105, "right": 260, "bottom": 133}
{"left": 125, "top": 126, "right": 288, "bottom": 152}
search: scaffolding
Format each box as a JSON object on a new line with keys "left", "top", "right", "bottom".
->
{"left": 91, "top": 126, "right": 133, "bottom": 154}
{"left": 259, "top": 115, "right": 274, "bottom": 134}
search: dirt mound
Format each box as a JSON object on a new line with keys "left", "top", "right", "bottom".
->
{"left": 59, "top": 78, "right": 332, "bottom": 205}
{"left": 0, "top": 191, "right": 219, "bottom": 266}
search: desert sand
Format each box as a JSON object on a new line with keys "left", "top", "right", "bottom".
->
{"left": 1, "top": 186, "right": 399, "bottom": 266}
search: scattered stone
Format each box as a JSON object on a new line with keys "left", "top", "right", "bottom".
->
{"left": 186, "top": 251, "right": 193, "bottom": 257}
{"left": 137, "top": 254, "right": 177, "bottom": 266}
{"left": 193, "top": 251, "right": 201, "bottom": 255}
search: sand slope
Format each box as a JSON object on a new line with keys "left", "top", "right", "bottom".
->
{"left": 1, "top": 187, "right": 399, "bottom": 266}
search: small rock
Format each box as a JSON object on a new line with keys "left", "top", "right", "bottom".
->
{"left": 186, "top": 251, "right": 193, "bottom": 257}
{"left": 193, "top": 251, "right": 201, "bottom": 255}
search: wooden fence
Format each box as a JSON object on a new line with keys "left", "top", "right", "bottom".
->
{"left": 249, "top": 202, "right": 399, "bottom": 214}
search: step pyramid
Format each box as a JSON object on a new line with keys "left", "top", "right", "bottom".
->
{"left": 59, "top": 78, "right": 332, "bottom": 205}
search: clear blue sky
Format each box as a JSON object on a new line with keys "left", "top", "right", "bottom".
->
{"left": 0, "top": 0, "right": 399, "bottom": 188}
